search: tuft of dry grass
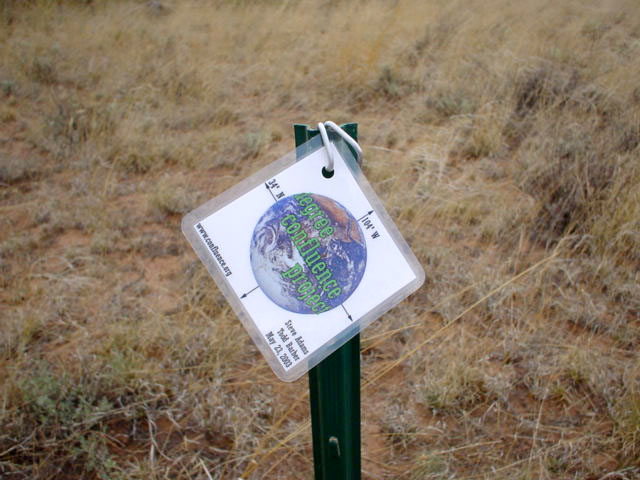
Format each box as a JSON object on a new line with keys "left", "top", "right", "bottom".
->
{"left": 1, "top": 0, "right": 640, "bottom": 478}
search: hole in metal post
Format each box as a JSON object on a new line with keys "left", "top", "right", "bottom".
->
{"left": 322, "top": 167, "right": 334, "bottom": 179}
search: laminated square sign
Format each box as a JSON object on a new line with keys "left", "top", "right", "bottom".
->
{"left": 182, "top": 132, "right": 424, "bottom": 381}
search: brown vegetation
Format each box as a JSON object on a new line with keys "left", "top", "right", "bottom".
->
{"left": 1, "top": 0, "right": 639, "bottom": 478}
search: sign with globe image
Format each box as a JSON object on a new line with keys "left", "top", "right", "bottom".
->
{"left": 250, "top": 193, "right": 367, "bottom": 315}
{"left": 182, "top": 140, "right": 424, "bottom": 381}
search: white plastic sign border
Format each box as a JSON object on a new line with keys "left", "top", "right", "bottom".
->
{"left": 182, "top": 135, "right": 424, "bottom": 382}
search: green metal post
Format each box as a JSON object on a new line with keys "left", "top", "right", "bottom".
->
{"left": 294, "top": 123, "right": 361, "bottom": 480}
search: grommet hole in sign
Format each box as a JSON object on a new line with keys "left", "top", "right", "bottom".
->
{"left": 182, "top": 121, "right": 423, "bottom": 382}
{"left": 321, "top": 167, "right": 334, "bottom": 179}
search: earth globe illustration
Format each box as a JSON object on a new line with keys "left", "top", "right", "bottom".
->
{"left": 250, "top": 193, "right": 367, "bottom": 314}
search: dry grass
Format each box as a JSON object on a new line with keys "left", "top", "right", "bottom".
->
{"left": 1, "top": 0, "right": 640, "bottom": 478}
